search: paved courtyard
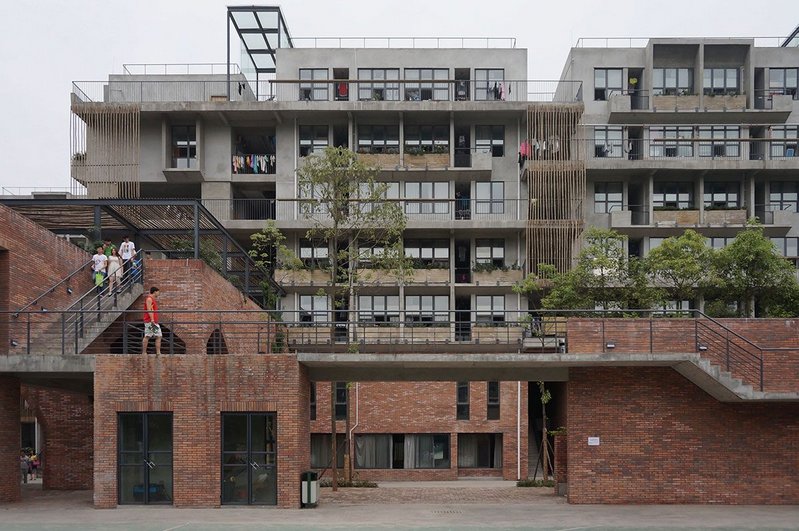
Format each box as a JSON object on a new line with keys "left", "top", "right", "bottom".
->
{"left": 1, "top": 481, "right": 798, "bottom": 530}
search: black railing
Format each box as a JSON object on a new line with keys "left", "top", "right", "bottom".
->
{"left": 14, "top": 258, "right": 93, "bottom": 315}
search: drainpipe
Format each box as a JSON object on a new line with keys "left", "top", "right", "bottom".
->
{"left": 517, "top": 381, "right": 521, "bottom": 480}
{"left": 348, "top": 383, "right": 360, "bottom": 470}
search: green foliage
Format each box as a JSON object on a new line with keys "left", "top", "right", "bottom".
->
{"left": 537, "top": 381, "right": 551, "bottom": 405}
{"left": 319, "top": 478, "right": 377, "bottom": 488}
{"left": 516, "top": 479, "right": 556, "bottom": 488}
{"left": 712, "top": 220, "right": 799, "bottom": 317}
{"left": 646, "top": 229, "right": 712, "bottom": 304}
{"left": 473, "top": 261, "right": 520, "bottom": 273}
{"left": 171, "top": 237, "right": 223, "bottom": 274}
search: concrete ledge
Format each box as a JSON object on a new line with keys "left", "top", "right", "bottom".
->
{"left": 0, "top": 354, "right": 95, "bottom": 375}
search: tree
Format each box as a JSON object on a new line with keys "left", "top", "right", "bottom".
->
{"left": 296, "top": 146, "right": 412, "bottom": 490}
{"left": 250, "top": 221, "right": 302, "bottom": 317}
{"left": 646, "top": 229, "right": 714, "bottom": 307}
{"left": 713, "top": 220, "right": 799, "bottom": 317}
{"left": 538, "top": 228, "right": 660, "bottom": 311}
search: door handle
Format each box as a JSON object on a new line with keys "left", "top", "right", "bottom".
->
{"left": 250, "top": 461, "right": 260, "bottom": 469}
{"left": 144, "top": 459, "right": 155, "bottom": 469}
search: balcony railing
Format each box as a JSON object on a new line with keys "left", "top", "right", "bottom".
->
{"left": 753, "top": 88, "right": 799, "bottom": 110}
{"left": 575, "top": 36, "right": 791, "bottom": 48}
{"left": 291, "top": 36, "right": 518, "bottom": 48}
{"left": 72, "top": 79, "right": 582, "bottom": 104}
{"left": 122, "top": 63, "right": 242, "bottom": 75}
{"left": 585, "top": 138, "right": 799, "bottom": 162}
{"left": 201, "top": 198, "right": 528, "bottom": 222}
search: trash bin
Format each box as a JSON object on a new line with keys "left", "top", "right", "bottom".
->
{"left": 301, "top": 471, "right": 318, "bottom": 508}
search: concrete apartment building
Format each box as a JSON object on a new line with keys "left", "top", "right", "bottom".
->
{"left": 1, "top": 6, "right": 798, "bottom": 510}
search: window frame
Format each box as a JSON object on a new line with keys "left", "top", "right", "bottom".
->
{"left": 593, "top": 127, "right": 623, "bottom": 158}
{"left": 298, "top": 125, "right": 329, "bottom": 157}
{"left": 475, "top": 238, "right": 505, "bottom": 267}
{"left": 475, "top": 182, "right": 504, "bottom": 214}
{"left": 697, "top": 126, "right": 740, "bottom": 158}
{"left": 404, "top": 68, "right": 449, "bottom": 101}
{"left": 652, "top": 67, "right": 693, "bottom": 96}
{"left": 357, "top": 68, "right": 400, "bottom": 101}
{"left": 770, "top": 126, "right": 799, "bottom": 158}
{"left": 299, "top": 68, "right": 329, "bottom": 101}
{"left": 487, "top": 382, "right": 500, "bottom": 420}
{"left": 768, "top": 68, "right": 799, "bottom": 98}
{"left": 653, "top": 182, "right": 694, "bottom": 210}
{"left": 594, "top": 68, "right": 623, "bottom": 101}
{"left": 171, "top": 125, "right": 197, "bottom": 169}
{"left": 299, "top": 238, "right": 329, "bottom": 269}
{"left": 475, "top": 295, "right": 505, "bottom": 323}
{"left": 334, "top": 382, "right": 348, "bottom": 420}
{"left": 649, "top": 126, "right": 694, "bottom": 157}
{"left": 703, "top": 182, "right": 740, "bottom": 209}
{"left": 357, "top": 124, "right": 400, "bottom": 154}
{"left": 769, "top": 181, "right": 799, "bottom": 213}
{"left": 404, "top": 124, "right": 450, "bottom": 154}
{"left": 475, "top": 125, "right": 505, "bottom": 157}
{"left": 703, "top": 67, "right": 740, "bottom": 96}
{"left": 358, "top": 295, "right": 400, "bottom": 324}
{"left": 594, "top": 182, "right": 624, "bottom": 214}
{"left": 456, "top": 382, "right": 470, "bottom": 420}
{"left": 475, "top": 68, "right": 505, "bottom": 101}
{"left": 404, "top": 294, "right": 450, "bottom": 325}
{"left": 404, "top": 181, "right": 450, "bottom": 215}
{"left": 299, "top": 294, "right": 329, "bottom": 324}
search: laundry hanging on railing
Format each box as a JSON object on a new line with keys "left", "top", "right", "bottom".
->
{"left": 232, "top": 154, "right": 276, "bottom": 174}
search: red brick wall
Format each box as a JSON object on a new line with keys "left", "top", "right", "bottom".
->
{"left": 91, "top": 259, "right": 276, "bottom": 355}
{"left": 0, "top": 376, "right": 21, "bottom": 502}
{"left": 21, "top": 386, "right": 93, "bottom": 490}
{"left": 0, "top": 204, "right": 92, "bottom": 313}
{"left": 567, "top": 367, "right": 799, "bottom": 504}
{"left": 553, "top": 433, "right": 567, "bottom": 488}
{"left": 310, "top": 381, "right": 527, "bottom": 481}
{"left": 93, "top": 354, "right": 308, "bottom": 508}
{"left": 566, "top": 318, "right": 799, "bottom": 393}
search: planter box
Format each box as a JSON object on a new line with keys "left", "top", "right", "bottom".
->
{"left": 703, "top": 209, "right": 747, "bottom": 225}
{"left": 652, "top": 94, "right": 699, "bottom": 111}
{"left": 653, "top": 209, "right": 700, "bottom": 226}
{"left": 286, "top": 326, "right": 333, "bottom": 345}
{"left": 472, "top": 269, "right": 523, "bottom": 285}
{"left": 355, "top": 325, "right": 402, "bottom": 344}
{"left": 703, "top": 94, "right": 746, "bottom": 111}
{"left": 472, "top": 326, "right": 524, "bottom": 343}
{"left": 403, "top": 153, "right": 450, "bottom": 169}
{"left": 358, "top": 153, "right": 400, "bottom": 169}
{"left": 410, "top": 268, "right": 450, "bottom": 284}
{"left": 403, "top": 326, "right": 452, "bottom": 343}
{"left": 275, "top": 269, "right": 330, "bottom": 285}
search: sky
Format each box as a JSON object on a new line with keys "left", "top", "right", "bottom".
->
{"left": 0, "top": 0, "right": 797, "bottom": 190}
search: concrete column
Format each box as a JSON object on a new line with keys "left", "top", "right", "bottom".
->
{"left": 0, "top": 376, "right": 21, "bottom": 502}
{"left": 697, "top": 43, "right": 705, "bottom": 109}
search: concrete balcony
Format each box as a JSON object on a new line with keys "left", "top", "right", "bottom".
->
{"left": 653, "top": 209, "right": 701, "bottom": 226}
{"left": 275, "top": 268, "right": 330, "bottom": 287}
{"left": 472, "top": 269, "right": 523, "bottom": 286}
{"left": 408, "top": 268, "right": 450, "bottom": 285}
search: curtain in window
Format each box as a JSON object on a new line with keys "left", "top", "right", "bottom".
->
{"left": 417, "top": 435, "right": 434, "bottom": 468}
{"left": 458, "top": 434, "right": 478, "bottom": 468}
{"left": 493, "top": 435, "right": 502, "bottom": 468}
{"left": 310, "top": 434, "right": 329, "bottom": 468}
{"left": 355, "top": 434, "right": 392, "bottom": 468}
{"left": 403, "top": 435, "right": 418, "bottom": 469}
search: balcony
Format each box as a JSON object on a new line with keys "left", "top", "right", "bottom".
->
{"left": 610, "top": 205, "right": 791, "bottom": 236}
{"left": 275, "top": 268, "right": 330, "bottom": 286}
{"left": 471, "top": 268, "right": 524, "bottom": 286}
{"left": 356, "top": 148, "right": 493, "bottom": 178}
{"left": 232, "top": 154, "right": 276, "bottom": 175}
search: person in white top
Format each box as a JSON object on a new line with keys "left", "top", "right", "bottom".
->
{"left": 91, "top": 246, "right": 108, "bottom": 291}
{"left": 119, "top": 236, "right": 136, "bottom": 281}
{"left": 107, "top": 247, "right": 123, "bottom": 293}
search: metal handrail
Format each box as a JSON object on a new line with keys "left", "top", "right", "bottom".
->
{"left": 14, "top": 258, "right": 93, "bottom": 315}
{"left": 122, "top": 63, "right": 242, "bottom": 76}
{"left": 575, "top": 36, "right": 791, "bottom": 48}
{"left": 290, "top": 36, "right": 518, "bottom": 48}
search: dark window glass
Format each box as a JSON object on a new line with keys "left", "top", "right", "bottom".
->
{"left": 487, "top": 381, "right": 500, "bottom": 420}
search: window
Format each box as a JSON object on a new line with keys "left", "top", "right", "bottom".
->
{"left": 310, "top": 382, "right": 316, "bottom": 420}
{"left": 475, "top": 295, "right": 505, "bottom": 323}
{"left": 171, "top": 125, "right": 197, "bottom": 169}
{"left": 299, "top": 239, "right": 329, "bottom": 268}
{"left": 708, "top": 237, "right": 734, "bottom": 250}
{"left": 770, "top": 126, "right": 799, "bottom": 158}
{"left": 487, "top": 382, "right": 500, "bottom": 420}
{"left": 703, "top": 182, "right": 740, "bottom": 209}
{"left": 310, "top": 434, "right": 345, "bottom": 468}
{"left": 653, "top": 68, "right": 693, "bottom": 96}
{"left": 698, "top": 126, "right": 739, "bottom": 158}
{"left": 475, "top": 69, "right": 505, "bottom": 101}
{"left": 355, "top": 434, "right": 450, "bottom": 469}
{"left": 458, "top": 433, "right": 502, "bottom": 468}
{"left": 649, "top": 126, "right": 694, "bottom": 157}
{"left": 653, "top": 182, "right": 693, "bottom": 209}
{"left": 404, "top": 182, "right": 449, "bottom": 215}
{"left": 594, "top": 182, "right": 623, "bottom": 213}
{"left": 404, "top": 125, "right": 449, "bottom": 153}
{"left": 357, "top": 125, "right": 400, "bottom": 154}
{"left": 594, "top": 68, "right": 623, "bottom": 100}
{"left": 771, "top": 237, "right": 799, "bottom": 258}
{"left": 456, "top": 382, "right": 469, "bottom": 420}
{"left": 475, "top": 182, "right": 504, "bottom": 214}
{"left": 404, "top": 295, "right": 449, "bottom": 324}
{"left": 475, "top": 239, "right": 505, "bottom": 267}
{"left": 299, "top": 68, "right": 328, "bottom": 101}
{"left": 703, "top": 68, "right": 739, "bottom": 95}
{"left": 769, "top": 68, "right": 798, "bottom": 98}
{"left": 593, "top": 127, "right": 623, "bottom": 158}
{"left": 769, "top": 182, "right": 799, "bottom": 212}
{"left": 475, "top": 125, "right": 505, "bottom": 157}
{"left": 299, "top": 125, "right": 329, "bottom": 156}
{"left": 334, "top": 382, "right": 348, "bottom": 420}
{"left": 649, "top": 237, "right": 665, "bottom": 251}
{"left": 357, "top": 68, "right": 400, "bottom": 101}
{"left": 405, "top": 68, "right": 449, "bottom": 101}
{"left": 358, "top": 295, "right": 400, "bottom": 323}
{"left": 404, "top": 239, "right": 449, "bottom": 267}
{"left": 299, "top": 295, "right": 329, "bottom": 323}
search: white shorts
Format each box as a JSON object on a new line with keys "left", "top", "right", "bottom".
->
{"left": 144, "top": 323, "right": 162, "bottom": 338}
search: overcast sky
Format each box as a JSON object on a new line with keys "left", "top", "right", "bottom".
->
{"left": 1, "top": 0, "right": 797, "bottom": 190}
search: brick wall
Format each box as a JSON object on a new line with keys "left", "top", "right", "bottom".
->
{"left": 567, "top": 367, "right": 799, "bottom": 504}
{"left": 94, "top": 354, "right": 308, "bottom": 509}
{"left": 90, "top": 259, "right": 277, "bottom": 355}
{"left": 553, "top": 433, "right": 567, "bottom": 491}
{"left": 0, "top": 204, "right": 92, "bottom": 313}
{"left": 566, "top": 318, "right": 799, "bottom": 393}
{"left": 21, "top": 386, "right": 93, "bottom": 490}
{"left": 310, "top": 381, "right": 527, "bottom": 481}
{"left": 0, "top": 376, "right": 21, "bottom": 502}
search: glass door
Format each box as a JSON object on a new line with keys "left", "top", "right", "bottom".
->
{"left": 221, "top": 413, "right": 277, "bottom": 505}
{"left": 118, "top": 413, "right": 173, "bottom": 505}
